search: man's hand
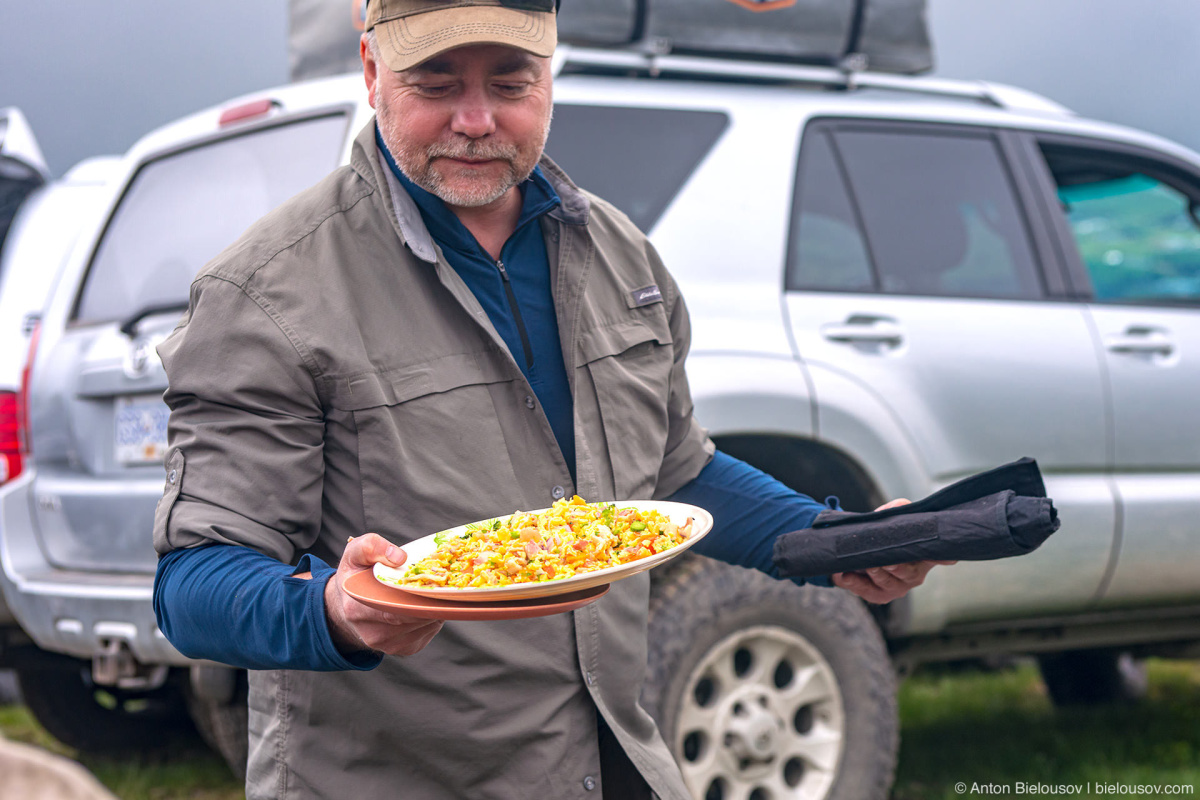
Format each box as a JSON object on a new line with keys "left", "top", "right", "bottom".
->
{"left": 830, "top": 498, "right": 956, "bottom": 604}
{"left": 324, "top": 533, "right": 444, "bottom": 657}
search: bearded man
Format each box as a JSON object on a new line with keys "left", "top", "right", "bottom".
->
{"left": 152, "top": 2, "right": 944, "bottom": 798}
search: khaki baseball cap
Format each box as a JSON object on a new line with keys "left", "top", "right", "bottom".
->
{"left": 365, "top": 0, "right": 558, "bottom": 72}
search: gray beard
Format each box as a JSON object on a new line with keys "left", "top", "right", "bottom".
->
{"left": 376, "top": 96, "right": 547, "bottom": 208}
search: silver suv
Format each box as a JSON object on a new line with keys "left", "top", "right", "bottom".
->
{"left": 3, "top": 49, "right": 1200, "bottom": 799}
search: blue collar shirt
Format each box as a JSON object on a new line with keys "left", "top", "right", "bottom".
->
{"left": 377, "top": 128, "right": 577, "bottom": 481}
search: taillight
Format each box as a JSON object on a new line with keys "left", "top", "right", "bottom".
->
{"left": 0, "top": 392, "right": 20, "bottom": 484}
{"left": 4, "top": 320, "right": 41, "bottom": 485}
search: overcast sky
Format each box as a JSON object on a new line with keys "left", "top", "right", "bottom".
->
{"left": 932, "top": 0, "right": 1200, "bottom": 157}
{"left": 1, "top": 0, "right": 288, "bottom": 176}
{"left": 3, "top": 0, "right": 1199, "bottom": 175}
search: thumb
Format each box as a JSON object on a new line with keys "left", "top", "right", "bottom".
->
{"left": 343, "top": 533, "right": 407, "bottom": 571}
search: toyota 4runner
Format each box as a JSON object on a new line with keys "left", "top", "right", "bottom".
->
{"left": 3, "top": 47, "right": 1200, "bottom": 800}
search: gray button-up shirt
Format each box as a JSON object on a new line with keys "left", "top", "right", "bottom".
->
{"left": 154, "top": 120, "right": 714, "bottom": 799}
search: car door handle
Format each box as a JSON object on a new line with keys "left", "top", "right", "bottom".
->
{"left": 821, "top": 315, "right": 904, "bottom": 347}
{"left": 1105, "top": 327, "right": 1175, "bottom": 357}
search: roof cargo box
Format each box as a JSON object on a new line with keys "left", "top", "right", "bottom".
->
{"left": 286, "top": 0, "right": 933, "bottom": 83}
{"left": 558, "top": 0, "right": 933, "bottom": 75}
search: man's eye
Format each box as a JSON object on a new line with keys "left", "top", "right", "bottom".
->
{"left": 417, "top": 85, "right": 453, "bottom": 97}
{"left": 495, "top": 83, "right": 528, "bottom": 95}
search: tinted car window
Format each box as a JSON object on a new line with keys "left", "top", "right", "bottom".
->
{"left": 1043, "top": 146, "right": 1200, "bottom": 303}
{"left": 75, "top": 114, "right": 347, "bottom": 324}
{"left": 0, "top": 158, "right": 44, "bottom": 274}
{"left": 545, "top": 104, "right": 728, "bottom": 233}
{"left": 786, "top": 130, "right": 875, "bottom": 292}
{"left": 828, "top": 127, "right": 1042, "bottom": 300}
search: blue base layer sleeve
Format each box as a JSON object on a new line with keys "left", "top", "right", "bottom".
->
{"left": 153, "top": 545, "right": 383, "bottom": 672}
{"left": 667, "top": 450, "right": 834, "bottom": 587}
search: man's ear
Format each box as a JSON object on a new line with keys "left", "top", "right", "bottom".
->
{"left": 361, "top": 34, "right": 379, "bottom": 109}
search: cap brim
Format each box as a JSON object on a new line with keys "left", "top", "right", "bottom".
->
{"left": 375, "top": 6, "right": 557, "bottom": 72}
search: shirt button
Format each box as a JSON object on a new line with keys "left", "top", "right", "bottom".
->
{"left": 583, "top": 776, "right": 597, "bottom": 791}
{"left": 551, "top": 485, "right": 566, "bottom": 500}
{"left": 167, "top": 469, "right": 177, "bottom": 484}
{"left": 525, "top": 395, "right": 536, "bottom": 409}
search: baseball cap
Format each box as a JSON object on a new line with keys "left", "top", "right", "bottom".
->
{"left": 364, "top": 0, "right": 559, "bottom": 72}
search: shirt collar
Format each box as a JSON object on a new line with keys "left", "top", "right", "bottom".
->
{"left": 375, "top": 126, "right": 561, "bottom": 257}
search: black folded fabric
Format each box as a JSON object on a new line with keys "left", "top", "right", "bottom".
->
{"left": 772, "top": 457, "right": 1061, "bottom": 580}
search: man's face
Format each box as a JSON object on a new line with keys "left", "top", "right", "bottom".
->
{"left": 365, "top": 41, "right": 553, "bottom": 210}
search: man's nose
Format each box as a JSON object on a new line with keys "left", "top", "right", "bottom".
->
{"left": 450, "top": 88, "right": 497, "bottom": 139}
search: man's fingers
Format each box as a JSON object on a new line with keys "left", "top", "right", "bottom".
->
{"left": 881, "top": 562, "right": 930, "bottom": 584}
{"left": 343, "top": 533, "right": 406, "bottom": 571}
{"left": 359, "top": 620, "right": 444, "bottom": 657}
{"left": 333, "top": 590, "right": 446, "bottom": 656}
{"left": 866, "top": 567, "right": 907, "bottom": 592}
{"left": 831, "top": 571, "right": 862, "bottom": 591}
{"left": 836, "top": 559, "right": 954, "bottom": 604}
{"left": 325, "top": 535, "right": 442, "bottom": 657}
{"left": 355, "top": 618, "right": 445, "bottom": 656}
{"left": 832, "top": 571, "right": 890, "bottom": 604}
{"left": 346, "top": 601, "right": 434, "bottom": 629}
{"left": 834, "top": 568, "right": 911, "bottom": 604}
{"left": 873, "top": 498, "right": 911, "bottom": 512}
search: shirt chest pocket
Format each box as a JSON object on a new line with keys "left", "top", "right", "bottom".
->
{"left": 328, "top": 354, "right": 523, "bottom": 543}
{"left": 577, "top": 314, "right": 675, "bottom": 500}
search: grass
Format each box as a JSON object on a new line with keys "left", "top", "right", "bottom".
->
{"left": 0, "top": 702, "right": 243, "bottom": 800}
{"left": 893, "top": 658, "right": 1200, "bottom": 799}
{"left": 1, "top": 660, "right": 1197, "bottom": 799}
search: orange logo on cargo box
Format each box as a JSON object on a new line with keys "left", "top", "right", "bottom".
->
{"left": 724, "top": 0, "right": 797, "bottom": 11}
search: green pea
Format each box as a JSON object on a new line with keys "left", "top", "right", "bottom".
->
{"left": 630, "top": 521, "right": 647, "bottom": 532}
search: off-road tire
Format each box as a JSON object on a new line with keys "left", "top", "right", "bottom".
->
{"left": 644, "top": 555, "right": 898, "bottom": 800}
{"left": 186, "top": 669, "right": 249, "bottom": 781}
{"left": 1037, "top": 649, "right": 1147, "bottom": 706}
{"left": 15, "top": 662, "right": 194, "bottom": 754}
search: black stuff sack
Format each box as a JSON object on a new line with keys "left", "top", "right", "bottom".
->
{"left": 772, "top": 458, "right": 1061, "bottom": 580}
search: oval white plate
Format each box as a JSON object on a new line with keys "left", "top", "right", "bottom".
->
{"left": 374, "top": 500, "right": 713, "bottom": 601}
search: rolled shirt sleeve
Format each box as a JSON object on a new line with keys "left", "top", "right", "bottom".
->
{"left": 153, "top": 274, "right": 327, "bottom": 564}
{"left": 153, "top": 544, "right": 381, "bottom": 671}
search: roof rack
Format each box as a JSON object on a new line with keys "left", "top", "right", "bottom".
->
{"left": 553, "top": 45, "right": 1072, "bottom": 117}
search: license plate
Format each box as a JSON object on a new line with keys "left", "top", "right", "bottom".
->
{"left": 114, "top": 395, "right": 169, "bottom": 465}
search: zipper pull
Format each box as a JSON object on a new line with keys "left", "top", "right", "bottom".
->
{"left": 493, "top": 258, "right": 534, "bottom": 370}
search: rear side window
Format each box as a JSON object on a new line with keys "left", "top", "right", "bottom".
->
{"left": 788, "top": 131, "right": 874, "bottom": 292}
{"left": 74, "top": 114, "right": 347, "bottom": 325}
{"left": 1041, "top": 143, "right": 1200, "bottom": 303}
{"left": 787, "top": 122, "right": 1043, "bottom": 300}
{"left": 545, "top": 104, "right": 729, "bottom": 233}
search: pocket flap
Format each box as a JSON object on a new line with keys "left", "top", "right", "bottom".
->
{"left": 328, "top": 353, "right": 516, "bottom": 411}
{"left": 577, "top": 317, "right": 673, "bottom": 365}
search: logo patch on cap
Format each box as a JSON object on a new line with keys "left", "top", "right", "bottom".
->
{"left": 631, "top": 285, "right": 663, "bottom": 307}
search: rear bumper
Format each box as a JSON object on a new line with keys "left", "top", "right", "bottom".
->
{"left": 0, "top": 472, "right": 190, "bottom": 665}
